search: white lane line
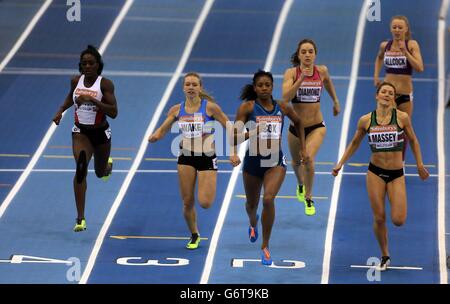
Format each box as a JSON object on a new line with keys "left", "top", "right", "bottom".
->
{"left": 0, "top": 0, "right": 54, "bottom": 219}
{"left": 350, "top": 265, "right": 423, "bottom": 271}
{"left": 437, "top": 0, "right": 449, "bottom": 285}
{"left": 0, "top": 0, "right": 133, "bottom": 221}
{"left": 98, "top": 0, "right": 134, "bottom": 55}
{"left": 1, "top": 67, "right": 441, "bottom": 82}
{"left": 110, "top": 235, "right": 208, "bottom": 240}
{"left": 0, "top": 0, "right": 53, "bottom": 72}
{"left": 79, "top": 0, "right": 216, "bottom": 284}
{"left": 199, "top": 0, "right": 294, "bottom": 284}
{"left": 321, "top": 1, "right": 369, "bottom": 284}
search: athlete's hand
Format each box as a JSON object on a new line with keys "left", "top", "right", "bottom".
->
{"left": 331, "top": 164, "right": 342, "bottom": 177}
{"left": 52, "top": 111, "right": 63, "bottom": 125}
{"left": 333, "top": 101, "right": 341, "bottom": 116}
{"left": 229, "top": 155, "right": 241, "bottom": 167}
{"left": 148, "top": 133, "right": 161, "bottom": 143}
{"left": 299, "top": 149, "right": 310, "bottom": 166}
{"left": 374, "top": 77, "right": 382, "bottom": 87}
{"left": 302, "top": 66, "right": 313, "bottom": 77}
{"left": 398, "top": 40, "right": 407, "bottom": 54}
{"left": 75, "top": 95, "right": 93, "bottom": 106}
{"left": 298, "top": 72, "right": 306, "bottom": 84}
{"left": 417, "top": 164, "right": 429, "bottom": 180}
{"left": 297, "top": 67, "right": 312, "bottom": 84}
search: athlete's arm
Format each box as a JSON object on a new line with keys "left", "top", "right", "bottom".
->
{"left": 207, "top": 102, "right": 228, "bottom": 129}
{"left": 207, "top": 102, "right": 240, "bottom": 166}
{"left": 148, "top": 104, "right": 180, "bottom": 143}
{"left": 398, "top": 111, "right": 429, "bottom": 180}
{"left": 320, "top": 65, "right": 340, "bottom": 116}
{"left": 278, "top": 100, "right": 309, "bottom": 164}
{"left": 402, "top": 40, "right": 424, "bottom": 72}
{"left": 233, "top": 101, "right": 255, "bottom": 144}
{"left": 52, "top": 76, "right": 78, "bottom": 125}
{"left": 374, "top": 41, "right": 387, "bottom": 87}
{"left": 282, "top": 68, "right": 303, "bottom": 101}
{"left": 332, "top": 114, "right": 368, "bottom": 176}
{"left": 97, "top": 78, "right": 118, "bottom": 118}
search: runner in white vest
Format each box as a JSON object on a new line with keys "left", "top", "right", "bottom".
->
{"left": 52, "top": 45, "right": 118, "bottom": 232}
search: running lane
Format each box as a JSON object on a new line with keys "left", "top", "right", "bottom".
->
{"left": 329, "top": 0, "right": 442, "bottom": 284}
{"left": 0, "top": 0, "right": 127, "bottom": 283}
{"left": 208, "top": 0, "right": 361, "bottom": 284}
{"left": 86, "top": 0, "right": 285, "bottom": 284}
{"left": 0, "top": 0, "right": 46, "bottom": 204}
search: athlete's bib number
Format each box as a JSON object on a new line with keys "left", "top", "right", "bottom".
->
{"left": 297, "top": 87, "right": 322, "bottom": 102}
{"left": 368, "top": 125, "right": 401, "bottom": 150}
{"left": 178, "top": 115, "right": 204, "bottom": 139}
{"left": 257, "top": 116, "right": 282, "bottom": 140}
{"left": 384, "top": 53, "right": 408, "bottom": 69}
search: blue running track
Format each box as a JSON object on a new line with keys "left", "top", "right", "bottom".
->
{"left": 0, "top": 0, "right": 447, "bottom": 284}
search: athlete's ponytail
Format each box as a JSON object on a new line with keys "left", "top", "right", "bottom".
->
{"left": 199, "top": 90, "right": 216, "bottom": 103}
{"left": 240, "top": 84, "right": 257, "bottom": 101}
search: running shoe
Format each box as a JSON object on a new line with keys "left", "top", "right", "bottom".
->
{"left": 186, "top": 233, "right": 200, "bottom": 250}
{"left": 377, "top": 256, "right": 390, "bottom": 271}
{"left": 261, "top": 247, "right": 272, "bottom": 266}
{"left": 102, "top": 157, "right": 113, "bottom": 181}
{"left": 304, "top": 198, "right": 316, "bottom": 216}
{"left": 296, "top": 184, "right": 305, "bottom": 203}
{"left": 248, "top": 214, "right": 259, "bottom": 243}
{"left": 73, "top": 218, "right": 86, "bottom": 232}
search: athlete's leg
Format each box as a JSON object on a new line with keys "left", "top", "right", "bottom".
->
{"left": 260, "top": 166, "right": 286, "bottom": 249}
{"left": 367, "top": 171, "right": 389, "bottom": 257}
{"left": 72, "top": 133, "right": 94, "bottom": 221}
{"left": 397, "top": 100, "right": 413, "bottom": 117}
{"left": 303, "top": 127, "right": 326, "bottom": 201}
{"left": 288, "top": 131, "right": 303, "bottom": 187}
{"left": 197, "top": 170, "right": 217, "bottom": 209}
{"left": 177, "top": 164, "right": 198, "bottom": 234}
{"left": 386, "top": 176, "right": 407, "bottom": 226}
{"left": 243, "top": 171, "right": 263, "bottom": 228}
{"left": 93, "top": 141, "right": 111, "bottom": 178}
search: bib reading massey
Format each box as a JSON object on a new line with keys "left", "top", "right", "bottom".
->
{"left": 367, "top": 109, "right": 404, "bottom": 153}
